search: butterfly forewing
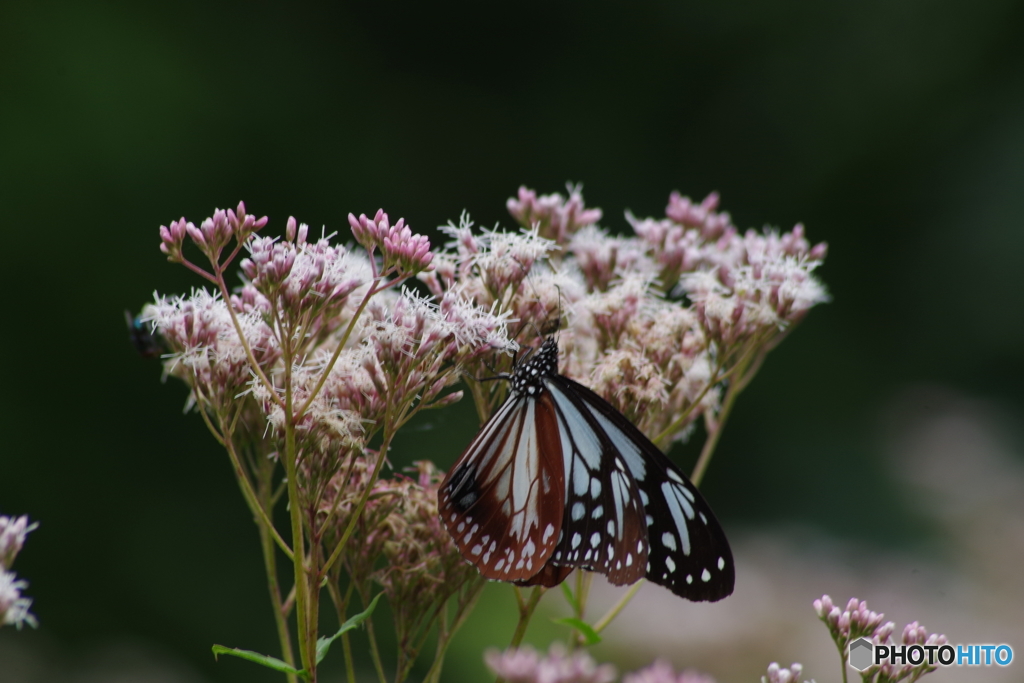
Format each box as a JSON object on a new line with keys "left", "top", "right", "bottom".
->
{"left": 439, "top": 391, "right": 566, "bottom": 582}
{"left": 639, "top": 453, "right": 735, "bottom": 601}
{"left": 542, "top": 378, "right": 648, "bottom": 585}
{"left": 559, "top": 376, "right": 735, "bottom": 601}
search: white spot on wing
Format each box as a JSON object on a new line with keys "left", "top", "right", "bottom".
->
{"left": 573, "top": 457, "right": 590, "bottom": 496}
{"left": 549, "top": 386, "right": 602, "bottom": 470}
{"left": 587, "top": 406, "right": 647, "bottom": 481}
{"left": 661, "top": 481, "right": 693, "bottom": 555}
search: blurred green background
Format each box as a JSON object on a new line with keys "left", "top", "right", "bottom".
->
{"left": 2, "top": 1, "right": 1023, "bottom": 681}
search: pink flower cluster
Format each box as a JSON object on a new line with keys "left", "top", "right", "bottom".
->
{"left": 664, "top": 192, "right": 733, "bottom": 239}
{"left": 485, "top": 644, "right": 617, "bottom": 683}
{"left": 145, "top": 203, "right": 515, "bottom": 543}
{"left": 507, "top": 184, "right": 603, "bottom": 246}
{"left": 425, "top": 186, "right": 827, "bottom": 444}
{"left": 160, "top": 201, "right": 268, "bottom": 264}
{"left": 0, "top": 515, "right": 37, "bottom": 629}
{"left": 349, "top": 209, "right": 434, "bottom": 275}
{"left": 814, "top": 595, "right": 947, "bottom": 682}
{"left": 145, "top": 289, "right": 281, "bottom": 411}
{"left": 485, "top": 646, "right": 717, "bottom": 683}
{"left": 623, "top": 660, "right": 716, "bottom": 683}
{"left": 760, "top": 662, "right": 805, "bottom": 683}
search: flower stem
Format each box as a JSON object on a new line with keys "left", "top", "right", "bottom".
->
{"left": 510, "top": 585, "right": 547, "bottom": 648}
{"left": 496, "top": 586, "right": 546, "bottom": 683}
{"left": 280, "top": 344, "right": 315, "bottom": 679}
{"left": 690, "top": 345, "right": 766, "bottom": 487}
{"left": 295, "top": 274, "right": 413, "bottom": 422}
{"left": 567, "top": 571, "right": 594, "bottom": 650}
{"left": 319, "top": 432, "right": 393, "bottom": 578}
{"left": 425, "top": 580, "right": 485, "bottom": 683}
{"left": 652, "top": 360, "right": 724, "bottom": 449}
{"left": 592, "top": 580, "right": 644, "bottom": 634}
{"left": 365, "top": 608, "right": 389, "bottom": 683}
{"left": 218, "top": 419, "right": 293, "bottom": 558}
{"left": 256, "top": 455, "right": 298, "bottom": 683}
{"left": 213, "top": 268, "right": 287, "bottom": 412}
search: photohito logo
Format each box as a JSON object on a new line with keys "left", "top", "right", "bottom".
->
{"left": 848, "top": 637, "right": 1014, "bottom": 671}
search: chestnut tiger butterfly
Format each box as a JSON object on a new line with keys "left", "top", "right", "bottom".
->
{"left": 438, "top": 336, "right": 734, "bottom": 601}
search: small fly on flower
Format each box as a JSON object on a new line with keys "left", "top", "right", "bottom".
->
{"left": 124, "top": 309, "right": 163, "bottom": 358}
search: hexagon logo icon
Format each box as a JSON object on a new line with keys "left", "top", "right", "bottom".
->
{"left": 849, "top": 637, "right": 874, "bottom": 671}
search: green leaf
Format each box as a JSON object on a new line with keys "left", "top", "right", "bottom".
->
{"left": 552, "top": 617, "right": 602, "bottom": 646}
{"left": 316, "top": 593, "right": 383, "bottom": 664}
{"left": 560, "top": 582, "right": 580, "bottom": 613}
{"left": 211, "top": 644, "right": 305, "bottom": 677}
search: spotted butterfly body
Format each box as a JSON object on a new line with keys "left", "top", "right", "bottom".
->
{"left": 439, "top": 338, "right": 734, "bottom": 601}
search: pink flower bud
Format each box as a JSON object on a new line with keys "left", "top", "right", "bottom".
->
{"left": 814, "top": 594, "right": 833, "bottom": 617}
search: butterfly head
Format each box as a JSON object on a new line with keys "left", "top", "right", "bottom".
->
{"left": 509, "top": 337, "right": 560, "bottom": 397}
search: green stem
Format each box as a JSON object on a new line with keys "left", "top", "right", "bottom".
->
{"left": 425, "top": 580, "right": 485, "bottom": 683}
{"left": 509, "top": 586, "right": 546, "bottom": 649}
{"left": 592, "top": 580, "right": 644, "bottom": 634}
{"left": 341, "top": 629, "right": 356, "bottom": 683}
{"left": 496, "top": 586, "right": 546, "bottom": 683}
{"left": 567, "top": 571, "right": 593, "bottom": 650}
{"left": 575, "top": 571, "right": 592, "bottom": 620}
{"left": 325, "top": 580, "right": 359, "bottom": 683}
{"left": 319, "top": 440, "right": 390, "bottom": 579}
{"left": 652, "top": 360, "right": 724, "bottom": 449}
{"left": 281, "top": 366, "right": 314, "bottom": 680}
{"left": 364, "top": 606, "right": 389, "bottom": 683}
{"left": 689, "top": 346, "right": 767, "bottom": 487}
{"left": 256, "top": 456, "right": 298, "bottom": 683}
{"left": 218, "top": 417, "right": 293, "bottom": 558}
{"left": 320, "top": 394, "right": 414, "bottom": 579}
{"left": 306, "top": 517, "right": 322, "bottom": 681}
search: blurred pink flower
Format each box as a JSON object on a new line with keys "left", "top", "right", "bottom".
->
{"left": 624, "top": 659, "right": 716, "bottom": 683}
{"left": 485, "top": 644, "right": 617, "bottom": 683}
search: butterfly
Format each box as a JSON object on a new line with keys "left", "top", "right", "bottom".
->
{"left": 439, "top": 337, "right": 734, "bottom": 601}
